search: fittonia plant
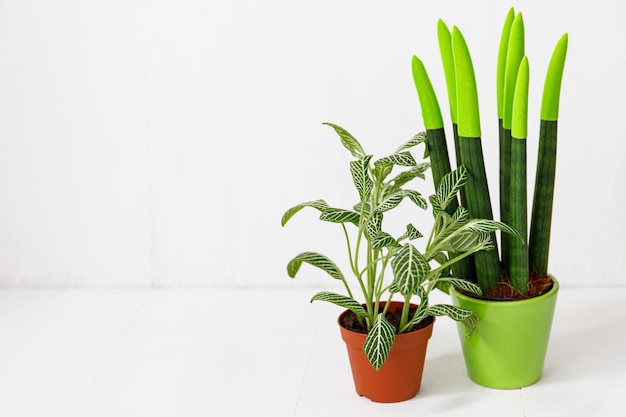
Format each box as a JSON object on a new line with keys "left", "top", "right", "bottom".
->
{"left": 282, "top": 123, "right": 519, "bottom": 370}
{"left": 412, "top": 7, "right": 567, "bottom": 295}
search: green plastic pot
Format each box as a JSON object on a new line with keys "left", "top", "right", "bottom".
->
{"left": 450, "top": 276, "right": 559, "bottom": 389}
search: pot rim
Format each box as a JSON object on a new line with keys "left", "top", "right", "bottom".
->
{"left": 337, "top": 301, "right": 434, "bottom": 335}
{"left": 450, "top": 275, "right": 559, "bottom": 306}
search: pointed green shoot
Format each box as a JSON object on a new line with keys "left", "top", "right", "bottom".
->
{"left": 530, "top": 33, "right": 568, "bottom": 276}
{"left": 541, "top": 33, "right": 569, "bottom": 121}
{"left": 502, "top": 12, "right": 525, "bottom": 130}
{"left": 437, "top": 19, "right": 457, "bottom": 124}
{"left": 497, "top": 7, "right": 516, "bottom": 119}
{"left": 452, "top": 26, "right": 480, "bottom": 138}
{"left": 412, "top": 56, "right": 444, "bottom": 130}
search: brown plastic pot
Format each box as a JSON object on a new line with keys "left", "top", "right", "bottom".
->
{"left": 338, "top": 302, "right": 435, "bottom": 403}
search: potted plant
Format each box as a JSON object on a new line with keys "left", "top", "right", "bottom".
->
{"left": 411, "top": 7, "right": 568, "bottom": 388}
{"left": 281, "top": 122, "right": 517, "bottom": 402}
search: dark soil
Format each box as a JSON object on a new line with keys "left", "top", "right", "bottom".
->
{"left": 340, "top": 306, "right": 434, "bottom": 334}
{"left": 472, "top": 274, "right": 553, "bottom": 301}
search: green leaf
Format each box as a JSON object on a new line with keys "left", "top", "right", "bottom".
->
{"left": 377, "top": 152, "right": 417, "bottom": 167}
{"left": 428, "top": 304, "right": 478, "bottom": 336}
{"left": 427, "top": 303, "right": 474, "bottom": 321}
{"left": 319, "top": 208, "right": 360, "bottom": 225}
{"left": 323, "top": 122, "right": 366, "bottom": 158}
{"left": 363, "top": 313, "right": 396, "bottom": 371}
{"left": 390, "top": 243, "right": 430, "bottom": 296}
{"left": 452, "top": 206, "right": 469, "bottom": 222}
{"left": 311, "top": 292, "right": 368, "bottom": 319}
{"left": 436, "top": 166, "right": 467, "bottom": 211}
{"left": 377, "top": 190, "right": 427, "bottom": 212}
{"left": 429, "top": 194, "right": 443, "bottom": 215}
{"left": 387, "top": 163, "right": 430, "bottom": 194}
{"left": 403, "top": 287, "right": 429, "bottom": 331}
{"left": 281, "top": 200, "right": 329, "bottom": 226}
{"left": 461, "top": 219, "right": 523, "bottom": 242}
{"left": 399, "top": 223, "right": 423, "bottom": 241}
{"left": 350, "top": 155, "right": 373, "bottom": 204}
{"left": 447, "top": 231, "right": 487, "bottom": 252}
{"left": 372, "top": 231, "right": 399, "bottom": 249}
{"left": 365, "top": 211, "right": 383, "bottom": 240}
{"left": 395, "top": 131, "right": 427, "bottom": 153}
{"left": 373, "top": 159, "right": 393, "bottom": 183}
{"left": 287, "top": 252, "right": 345, "bottom": 280}
{"left": 440, "top": 278, "right": 482, "bottom": 295}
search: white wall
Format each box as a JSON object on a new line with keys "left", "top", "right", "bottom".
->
{"left": 0, "top": 0, "right": 623, "bottom": 287}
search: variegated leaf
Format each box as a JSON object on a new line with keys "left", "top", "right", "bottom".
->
{"left": 377, "top": 190, "right": 427, "bottom": 212}
{"left": 287, "top": 252, "right": 344, "bottom": 280}
{"left": 319, "top": 208, "right": 360, "bottom": 225}
{"left": 363, "top": 313, "right": 396, "bottom": 371}
{"left": 436, "top": 166, "right": 467, "bottom": 211}
{"left": 373, "top": 159, "right": 393, "bottom": 183}
{"left": 406, "top": 190, "right": 428, "bottom": 210}
{"left": 323, "top": 122, "right": 366, "bottom": 158}
{"left": 453, "top": 205, "right": 470, "bottom": 222}
{"left": 353, "top": 202, "right": 371, "bottom": 216}
{"left": 377, "top": 151, "right": 417, "bottom": 167}
{"left": 310, "top": 292, "right": 368, "bottom": 319}
{"left": 399, "top": 223, "right": 423, "bottom": 241}
{"left": 429, "top": 194, "right": 443, "bottom": 215}
{"left": 281, "top": 200, "right": 329, "bottom": 226}
{"left": 462, "top": 313, "right": 479, "bottom": 337}
{"left": 350, "top": 155, "right": 373, "bottom": 203}
{"left": 402, "top": 287, "right": 429, "bottom": 331}
{"left": 447, "top": 231, "right": 494, "bottom": 253}
{"left": 371, "top": 231, "right": 398, "bottom": 249}
{"left": 462, "top": 219, "right": 523, "bottom": 242}
{"left": 390, "top": 243, "right": 430, "bottom": 296}
{"left": 387, "top": 163, "right": 430, "bottom": 194}
{"left": 427, "top": 304, "right": 474, "bottom": 321}
{"left": 395, "top": 131, "right": 427, "bottom": 153}
{"left": 365, "top": 211, "right": 383, "bottom": 239}
{"left": 440, "top": 278, "right": 482, "bottom": 295}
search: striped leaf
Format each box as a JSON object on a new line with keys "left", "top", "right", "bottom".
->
{"left": 461, "top": 219, "right": 522, "bottom": 242}
{"left": 429, "top": 194, "right": 442, "bottom": 215}
{"left": 323, "top": 122, "right": 366, "bottom": 158}
{"left": 395, "top": 131, "right": 427, "bottom": 153}
{"left": 371, "top": 231, "right": 399, "bottom": 249}
{"left": 441, "top": 278, "right": 482, "bottom": 295}
{"left": 373, "top": 159, "right": 393, "bottom": 183}
{"left": 429, "top": 303, "right": 479, "bottom": 337}
{"left": 319, "top": 208, "right": 360, "bottom": 225}
{"left": 427, "top": 303, "right": 474, "bottom": 321}
{"left": 287, "top": 252, "right": 344, "bottom": 281}
{"left": 436, "top": 166, "right": 467, "bottom": 211}
{"left": 363, "top": 314, "right": 396, "bottom": 371}
{"left": 311, "top": 292, "right": 368, "bottom": 319}
{"left": 399, "top": 223, "right": 423, "bottom": 241}
{"left": 377, "top": 190, "right": 427, "bottom": 212}
{"left": 403, "top": 287, "right": 429, "bottom": 331}
{"left": 377, "top": 151, "right": 417, "bottom": 167}
{"left": 350, "top": 155, "right": 373, "bottom": 203}
{"left": 387, "top": 163, "right": 430, "bottom": 194}
{"left": 390, "top": 243, "right": 430, "bottom": 296}
{"left": 452, "top": 206, "right": 469, "bottom": 222}
{"left": 365, "top": 211, "right": 383, "bottom": 240}
{"left": 281, "top": 200, "right": 329, "bottom": 226}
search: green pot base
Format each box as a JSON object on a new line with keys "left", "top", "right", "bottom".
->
{"left": 450, "top": 276, "right": 559, "bottom": 389}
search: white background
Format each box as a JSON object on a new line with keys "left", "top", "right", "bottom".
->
{"left": 0, "top": 0, "right": 623, "bottom": 288}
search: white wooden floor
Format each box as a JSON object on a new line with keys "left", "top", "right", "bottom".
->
{"left": 0, "top": 287, "right": 623, "bottom": 416}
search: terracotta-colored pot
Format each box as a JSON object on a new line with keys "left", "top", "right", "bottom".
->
{"left": 338, "top": 302, "right": 434, "bottom": 403}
